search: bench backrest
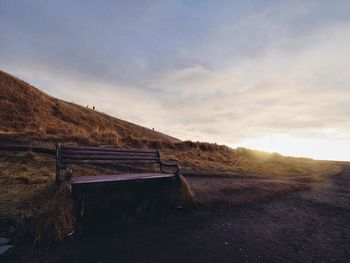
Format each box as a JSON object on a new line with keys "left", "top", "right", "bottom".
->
{"left": 56, "top": 144, "right": 160, "bottom": 167}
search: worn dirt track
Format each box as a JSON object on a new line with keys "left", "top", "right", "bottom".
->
{"left": 5, "top": 165, "right": 350, "bottom": 263}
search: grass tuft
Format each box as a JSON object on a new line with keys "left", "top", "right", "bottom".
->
{"left": 31, "top": 182, "right": 75, "bottom": 245}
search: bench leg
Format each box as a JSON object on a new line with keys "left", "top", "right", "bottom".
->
{"left": 174, "top": 174, "right": 181, "bottom": 185}
{"left": 74, "top": 192, "right": 86, "bottom": 234}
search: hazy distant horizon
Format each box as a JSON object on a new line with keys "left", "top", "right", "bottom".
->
{"left": 1, "top": 1, "right": 349, "bottom": 160}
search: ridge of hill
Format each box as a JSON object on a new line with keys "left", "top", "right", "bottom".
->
{"left": 0, "top": 70, "right": 179, "bottom": 146}
{"left": 0, "top": 70, "right": 341, "bottom": 177}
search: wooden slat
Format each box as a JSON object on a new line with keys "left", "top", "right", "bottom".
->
{"left": 61, "top": 148, "right": 157, "bottom": 153}
{"left": 60, "top": 155, "right": 158, "bottom": 160}
{"left": 60, "top": 159, "right": 160, "bottom": 165}
{"left": 61, "top": 156, "right": 159, "bottom": 161}
{"left": 71, "top": 173, "right": 175, "bottom": 185}
{"left": 61, "top": 145, "right": 157, "bottom": 153}
{"left": 60, "top": 151, "right": 158, "bottom": 157}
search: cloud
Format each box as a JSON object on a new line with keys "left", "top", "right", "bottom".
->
{"left": 147, "top": 21, "right": 350, "bottom": 144}
{"left": 1, "top": 1, "right": 350, "bottom": 159}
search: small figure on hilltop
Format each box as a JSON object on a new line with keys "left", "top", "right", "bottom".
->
{"left": 93, "top": 106, "right": 95, "bottom": 110}
{"left": 152, "top": 128, "right": 154, "bottom": 131}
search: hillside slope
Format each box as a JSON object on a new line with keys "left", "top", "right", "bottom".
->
{"left": 0, "top": 70, "right": 341, "bottom": 177}
{"left": 0, "top": 70, "right": 179, "bottom": 146}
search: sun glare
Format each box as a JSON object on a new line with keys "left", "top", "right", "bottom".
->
{"left": 229, "top": 134, "right": 350, "bottom": 161}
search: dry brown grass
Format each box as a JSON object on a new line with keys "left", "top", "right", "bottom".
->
{"left": 161, "top": 144, "right": 341, "bottom": 179}
{"left": 187, "top": 176, "right": 310, "bottom": 207}
{"left": 0, "top": 151, "right": 71, "bottom": 243}
{"left": 0, "top": 70, "right": 342, "bottom": 178}
{"left": 0, "top": 70, "right": 178, "bottom": 146}
{"left": 31, "top": 182, "right": 75, "bottom": 244}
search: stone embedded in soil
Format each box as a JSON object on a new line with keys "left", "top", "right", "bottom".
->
{"left": 0, "top": 237, "right": 10, "bottom": 246}
{"left": 0, "top": 245, "right": 14, "bottom": 257}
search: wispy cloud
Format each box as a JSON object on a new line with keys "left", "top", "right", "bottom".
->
{"left": 1, "top": 0, "right": 350, "bottom": 159}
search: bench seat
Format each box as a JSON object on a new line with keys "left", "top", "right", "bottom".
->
{"left": 71, "top": 173, "right": 176, "bottom": 185}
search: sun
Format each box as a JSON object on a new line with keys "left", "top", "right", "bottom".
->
{"left": 229, "top": 134, "right": 350, "bottom": 161}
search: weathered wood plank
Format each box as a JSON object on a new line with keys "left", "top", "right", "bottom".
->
{"left": 60, "top": 152, "right": 158, "bottom": 158}
{"left": 61, "top": 149, "right": 157, "bottom": 155}
{"left": 61, "top": 155, "right": 158, "bottom": 160}
{"left": 61, "top": 156, "right": 159, "bottom": 161}
{"left": 61, "top": 145, "right": 157, "bottom": 153}
{"left": 60, "top": 159, "right": 160, "bottom": 165}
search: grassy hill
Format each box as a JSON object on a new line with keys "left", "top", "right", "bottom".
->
{"left": 0, "top": 70, "right": 341, "bottom": 177}
{"left": 0, "top": 70, "right": 179, "bottom": 146}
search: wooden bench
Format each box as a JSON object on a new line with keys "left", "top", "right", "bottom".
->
{"left": 55, "top": 143, "right": 180, "bottom": 189}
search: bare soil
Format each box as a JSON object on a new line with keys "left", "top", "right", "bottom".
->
{"left": 3, "top": 164, "right": 350, "bottom": 263}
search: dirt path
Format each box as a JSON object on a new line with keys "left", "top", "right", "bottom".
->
{"left": 5, "top": 165, "right": 350, "bottom": 263}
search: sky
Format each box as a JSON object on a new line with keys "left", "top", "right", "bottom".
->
{"left": 1, "top": 0, "right": 350, "bottom": 160}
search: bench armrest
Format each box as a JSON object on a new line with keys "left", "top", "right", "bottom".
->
{"left": 56, "top": 142, "right": 73, "bottom": 186}
{"left": 56, "top": 143, "right": 62, "bottom": 185}
{"left": 160, "top": 161, "right": 180, "bottom": 175}
{"left": 66, "top": 165, "right": 73, "bottom": 181}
